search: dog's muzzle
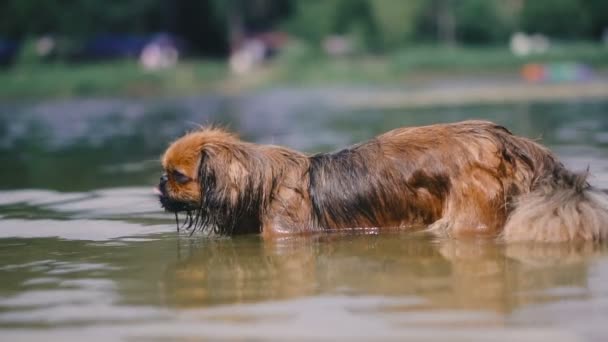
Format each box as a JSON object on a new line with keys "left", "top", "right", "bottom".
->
{"left": 157, "top": 174, "right": 196, "bottom": 213}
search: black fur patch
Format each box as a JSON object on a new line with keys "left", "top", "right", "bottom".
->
{"left": 308, "top": 143, "right": 450, "bottom": 229}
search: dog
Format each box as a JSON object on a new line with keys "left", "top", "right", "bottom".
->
{"left": 157, "top": 120, "right": 608, "bottom": 242}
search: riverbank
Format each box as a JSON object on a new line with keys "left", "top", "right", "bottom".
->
{"left": 1, "top": 44, "right": 608, "bottom": 104}
{"left": 331, "top": 78, "right": 608, "bottom": 110}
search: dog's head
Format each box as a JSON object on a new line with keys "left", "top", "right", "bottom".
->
{"left": 158, "top": 127, "right": 263, "bottom": 233}
{"left": 158, "top": 130, "right": 206, "bottom": 213}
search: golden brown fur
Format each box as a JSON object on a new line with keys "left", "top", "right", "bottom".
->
{"left": 158, "top": 120, "right": 608, "bottom": 242}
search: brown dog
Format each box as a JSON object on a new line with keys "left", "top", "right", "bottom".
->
{"left": 158, "top": 120, "right": 608, "bottom": 242}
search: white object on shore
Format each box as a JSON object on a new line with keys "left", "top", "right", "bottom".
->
{"left": 140, "top": 41, "right": 179, "bottom": 71}
{"left": 229, "top": 40, "right": 266, "bottom": 75}
{"left": 510, "top": 32, "right": 550, "bottom": 57}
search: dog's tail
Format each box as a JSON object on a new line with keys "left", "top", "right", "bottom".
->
{"left": 503, "top": 170, "right": 608, "bottom": 242}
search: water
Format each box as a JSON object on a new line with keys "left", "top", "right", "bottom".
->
{"left": 1, "top": 93, "right": 608, "bottom": 341}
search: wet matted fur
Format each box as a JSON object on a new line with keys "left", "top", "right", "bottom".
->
{"left": 157, "top": 120, "right": 608, "bottom": 242}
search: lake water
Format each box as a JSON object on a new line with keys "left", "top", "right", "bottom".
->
{"left": 1, "top": 93, "right": 608, "bottom": 341}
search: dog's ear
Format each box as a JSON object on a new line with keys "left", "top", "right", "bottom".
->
{"left": 195, "top": 142, "right": 258, "bottom": 233}
{"left": 198, "top": 143, "right": 249, "bottom": 201}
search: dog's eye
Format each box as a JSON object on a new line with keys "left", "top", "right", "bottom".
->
{"left": 171, "top": 170, "right": 191, "bottom": 184}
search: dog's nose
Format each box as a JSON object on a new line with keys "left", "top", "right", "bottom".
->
{"left": 158, "top": 174, "right": 168, "bottom": 195}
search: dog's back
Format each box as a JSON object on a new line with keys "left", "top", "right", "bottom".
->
{"left": 308, "top": 120, "right": 608, "bottom": 242}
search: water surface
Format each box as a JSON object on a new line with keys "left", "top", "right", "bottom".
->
{"left": 1, "top": 95, "right": 608, "bottom": 340}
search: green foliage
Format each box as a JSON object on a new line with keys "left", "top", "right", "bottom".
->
{"left": 0, "top": 1, "right": 61, "bottom": 37}
{"left": 0, "top": 0, "right": 164, "bottom": 38}
{"left": 454, "top": 0, "right": 510, "bottom": 44}
{"left": 520, "top": 0, "right": 591, "bottom": 38}
{"left": 369, "top": 0, "right": 422, "bottom": 49}
{"left": 282, "top": 1, "right": 339, "bottom": 45}
{"left": 332, "top": 0, "right": 379, "bottom": 51}
{"left": 580, "top": 0, "right": 608, "bottom": 38}
{"left": 0, "top": 0, "right": 605, "bottom": 56}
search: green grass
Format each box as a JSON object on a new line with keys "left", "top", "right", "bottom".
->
{"left": 1, "top": 42, "right": 607, "bottom": 99}
{"left": 271, "top": 42, "right": 608, "bottom": 85}
{"left": 0, "top": 60, "right": 227, "bottom": 99}
{"left": 390, "top": 43, "right": 608, "bottom": 71}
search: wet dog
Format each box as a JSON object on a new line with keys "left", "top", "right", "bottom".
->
{"left": 157, "top": 120, "right": 608, "bottom": 242}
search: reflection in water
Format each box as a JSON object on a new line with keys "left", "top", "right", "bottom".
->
{"left": 164, "top": 233, "right": 606, "bottom": 314}
{"left": 166, "top": 235, "right": 317, "bottom": 306}
{"left": 0, "top": 227, "right": 607, "bottom": 339}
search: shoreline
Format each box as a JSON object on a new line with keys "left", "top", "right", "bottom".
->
{"left": 2, "top": 65, "right": 607, "bottom": 109}
{"left": 332, "top": 79, "right": 608, "bottom": 110}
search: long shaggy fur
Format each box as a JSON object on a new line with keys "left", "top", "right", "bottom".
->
{"left": 159, "top": 120, "right": 608, "bottom": 242}
{"left": 503, "top": 171, "right": 608, "bottom": 242}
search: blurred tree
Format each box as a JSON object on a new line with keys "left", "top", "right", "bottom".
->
{"left": 413, "top": 0, "right": 455, "bottom": 45}
{"left": 283, "top": 0, "right": 345, "bottom": 46}
{"left": 285, "top": 0, "right": 412, "bottom": 51}
{"left": 0, "top": 1, "right": 65, "bottom": 38}
{"left": 208, "top": 0, "right": 291, "bottom": 52}
{"left": 167, "top": 0, "right": 230, "bottom": 57}
{"left": 0, "top": 0, "right": 164, "bottom": 38}
{"left": 580, "top": 0, "right": 608, "bottom": 39}
{"left": 520, "top": 0, "right": 591, "bottom": 38}
{"left": 454, "top": 0, "right": 510, "bottom": 44}
{"left": 332, "top": 0, "right": 378, "bottom": 51}
{"left": 414, "top": 0, "right": 510, "bottom": 45}
{"left": 0, "top": 0, "right": 604, "bottom": 58}
{"left": 369, "top": 0, "right": 422, "bottom": 49}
